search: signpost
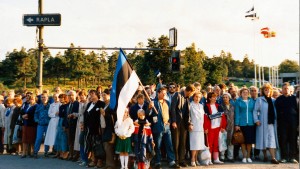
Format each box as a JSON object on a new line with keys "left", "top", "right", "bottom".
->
{"left": 23, "top": 13, "right": 61, "bottom": 26}
{"left": 23, "top": 0, "right": 61, "bottom": 92}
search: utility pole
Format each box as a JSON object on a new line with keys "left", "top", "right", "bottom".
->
{"left": 37, "top": 0, "right": 44, "bottom": 92}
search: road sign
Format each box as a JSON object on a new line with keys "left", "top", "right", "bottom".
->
{"left": 23, "top": 13, "right": 61, "bottom": 26}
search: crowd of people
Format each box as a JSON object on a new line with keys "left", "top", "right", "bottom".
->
{"left": 0, "top": 81, "right": 299, "bottom": 169}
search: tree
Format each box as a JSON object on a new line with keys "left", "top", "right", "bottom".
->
{"left": 1, "top": 47, "right": 37, "bottom": 87}
{"left": 278, "top": 59, "right": 299, "bottom": 73}
{"left": 182, "top": 43, "right": 207, "bottom": 85}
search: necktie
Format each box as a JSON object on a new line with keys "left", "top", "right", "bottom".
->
{"left": 5, "top": 108, "right": 11, "bottom": 117}
{"left": 68, "top": 103, "right": 73, "bottom": 115}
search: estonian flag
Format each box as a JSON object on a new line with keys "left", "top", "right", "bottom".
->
{"left": 109, "top": 49, "right": 140, "bottom": 123}
{"left": 246, "top": 6, "right": 254, "bottom": 13}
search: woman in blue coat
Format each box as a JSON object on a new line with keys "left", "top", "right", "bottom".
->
{"left": 234, "top": 87, "right": 255, "bottom": 163}
{"left": 253, "top": 83, "right": 279, "bottom": 164}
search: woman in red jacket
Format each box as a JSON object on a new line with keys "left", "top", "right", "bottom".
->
{"left": 204, "top": 92, "right": 227, "bottom": 164}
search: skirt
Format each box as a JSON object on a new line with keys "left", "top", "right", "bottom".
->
{"left": 115, "top": 137, "right": 132, "bottom": 153}
{"left": 22, "top": 126, "right": 36, "bottom": 144}
{"left": 240, "top": 125, "right": 255, "bottom": 144}
{"left": 55, "top": 118, "right": 69, "bottom": 152}
{"left": 189, "top": 131, "right": 206, "bottom": 150}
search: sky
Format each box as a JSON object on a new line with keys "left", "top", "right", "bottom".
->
{"left": 0, "top": 0, "right": 299, "bottom": 67}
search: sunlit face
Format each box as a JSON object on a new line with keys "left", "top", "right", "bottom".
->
{"left": 250, "top": 88, "right": 258, "bottom": 98}
{"left": 53, "top": 95, "right": 59, "bottom": 103}
{"left": 209, "top": 96, "right": 217, "bottom": 104}
{"left": 102, "top": 93, "right": 110, "bottom": 102}
{"left": 59, "top": 97, "right": 64, "bottom": 104}
{"left": 158, "top": 90, "right": 167, "bottom": 100}
{"left": 169, "top": 85, "right": 176, "bottom": 93}
{"left": 138, "top": 112, "right": 145, "bottom": 120}
{"left": 241, "top": 90, "right": 249, "bottom": 99}
{"left": 193, "top": 93, "right": 202, "bottom": 103}
{"left": 263, "top": 88, "right": 271, "bottom": 97}
{"left": 272, "top": 91, "right": 279, "bottom": 99}
{"left": 137, "top": 97, "right": 144, "bottom": 105}
{"left": 79, "top": 94, "right": 87, "bottom": 102}
{"left": 282, "top": 85, "right": 290, "bottom": 96}
{"left": 124, "top": 110, "right": 129, "bottom": 117}
{"left": 68, "top": 92, "right": 76, "bottom": 102}
{"left": 30, "top": 98, "right": 36, "bottom": 105}
{"left": 222, "top": 95, "right": 230, "bottom": 103}
{"left": 41, "top": 95, "right": 48, "bottom": 104}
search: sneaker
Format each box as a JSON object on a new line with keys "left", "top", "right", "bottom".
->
{"left": 247, "top": 158, "right": 252, "bottom": 163}
{"left": 79, "top": 162, "right": 87, "bottom": 166}
{"left": 290, "top": 159, "right": 299, "bottom": 164}
{"left": 195, "top": 161, "right": 201, "bottom": 166}
{"left": 213, "top": 159, "right": 224, "bottom": 164}
{"left": 209, "top": 161, "right": 213, "bottom": 165}
{"left": 190, "top": 162, "right": 196, "bottom": 167}
{"left": 33, "top": 153, "right": 38, "bottom": 159}
{"left": 242, "top": 158, "right": 247, "bottom": 163}
{"left": 280, "top": 159, "right": 287, "bottom": 163}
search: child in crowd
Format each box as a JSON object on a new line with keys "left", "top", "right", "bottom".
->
{"left": 115, "top": 108, "right": 135, "bottom": 169}
{"left": 133, "top": 109, "right": 155, "bottom": 169}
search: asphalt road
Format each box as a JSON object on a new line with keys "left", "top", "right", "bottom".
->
{"left": 0, "top": 153, "right": 299, "bottom": 169}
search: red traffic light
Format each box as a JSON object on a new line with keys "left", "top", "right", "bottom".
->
{"left": 172, "top": 58, "right": 178, "bottom": 63}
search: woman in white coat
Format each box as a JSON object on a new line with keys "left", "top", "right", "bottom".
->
{"left": 253, "top": 83, "right": 279, "bottom": 164}
{"left": 3, "top": 98, "right": 15, "bottom": 152}
{"left": 44, "top": 94, "right": 61, "bottom": 148}
{"left": 189, "top": 92, "right": 206, "bottom": 167}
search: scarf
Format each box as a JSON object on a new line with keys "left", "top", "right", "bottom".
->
{"left": 265, "top": 96, "right": 275, "bottom": 124}
{"left": 5, "top": 108, "right": 11, "bottom": 117}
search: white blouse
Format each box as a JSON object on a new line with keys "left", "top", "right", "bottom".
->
{"left": 114, "top": 117, "right": 134, "bottom": 137}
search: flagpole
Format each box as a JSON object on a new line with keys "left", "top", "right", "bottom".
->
{"left": 119, "top": 48, "right": 159, "bottom": 114}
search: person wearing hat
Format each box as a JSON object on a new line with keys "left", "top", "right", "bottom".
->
{"left": 0, "top": 95, "right": 5, "bottom": 154}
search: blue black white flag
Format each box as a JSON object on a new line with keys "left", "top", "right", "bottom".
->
{"left": 109, "top": 49, "right": 140, "bottom": 123}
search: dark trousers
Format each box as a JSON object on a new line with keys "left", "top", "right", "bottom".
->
{"left": 171, "top": 121, "right": 187, "bottom": 163}
{"left": 234, "top": 145, "right": 240, "bottom": 160}
{"left": 68, "top": 126, "right": 76, "bottom": 157}
{"left": 0, "top": 127, "right": 3, "bottom": 153}
{"left": 278, "top": 123, "right": 298, "bottom": 160}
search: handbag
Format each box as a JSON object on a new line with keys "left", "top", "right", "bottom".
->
{"left": 93, "top": 135, "right": 105, "bottom": 159}
{"left": 231, "top": 130, "right": 244, "bottom": 145}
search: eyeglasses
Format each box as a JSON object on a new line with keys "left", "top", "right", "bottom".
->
{"left": 169, "top": 85, "right": 176, "bottom": 89}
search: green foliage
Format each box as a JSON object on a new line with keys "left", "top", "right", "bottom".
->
{"left": 279, "top": 59, "right": 299, "bottom": 73}
{"left": 1, "top": 35, "right": 294, "bottom": 90}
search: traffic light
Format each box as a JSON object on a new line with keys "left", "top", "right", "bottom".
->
{"left": 171, "top": 50, "right": 180, "bottom": 72}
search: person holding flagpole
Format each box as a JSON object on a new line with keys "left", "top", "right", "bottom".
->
{"left": 148, "top": 87, "right": 179, "bottom": 169}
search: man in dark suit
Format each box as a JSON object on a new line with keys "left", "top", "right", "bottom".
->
{"left": 129, "top": 94, "right": 149, "bottom": 121}
{"left": 66, "top": 90, "right": 79, "bottom": 161}
{"left": 170, "top": 84, "right": 195, "bottom": 167}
